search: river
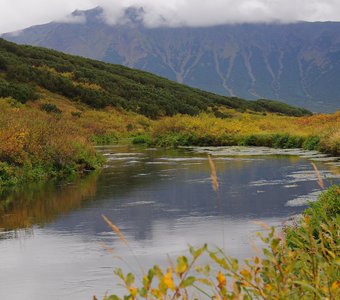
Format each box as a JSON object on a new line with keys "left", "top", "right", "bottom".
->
{"left": 0, "top": 145, "right": 339, "bottom": 299}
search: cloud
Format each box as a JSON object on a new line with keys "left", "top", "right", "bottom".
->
{"left": 1, "top": 0, "right": 340, "bottom": 34}
{"left": 57, "top": 12, "right": 87, "bottom": 24}
{"left": 97, "top": 0, "right": 340, "bottom": 27}
{"left": 0, "top": 0, "right": 96, "bottom": 33}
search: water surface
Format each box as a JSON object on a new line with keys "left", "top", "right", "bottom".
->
{"left": 0, "top": 145, "right": 338, "bottom": 299}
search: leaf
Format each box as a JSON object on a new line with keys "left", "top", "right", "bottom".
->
{"left": 114, "top": 268, "right": 124, "bottom": 281}
{"left": 189, "top": 244, "right": 207, "bottom": 259}
{"left": 153, "top": 265, "right": 163, "bottom": 278}
{"left": 125, "top": 273, "right": 135, "bottom": 287}
{"left": 138, "top": 287, "right": 147, "bottom": 297}
{"left": 230, "top": 258, "right": 239, "bottom": 272}
{"left": 105, "top": 296, "right": 121, "bottom": 300}
{"left": 196, "top": 278, "right": 212, "bottom": 286}
{"left": 176, "top": 256, "right": 189, "bottom": 275}
{"left": 180, "top": 276, "right": 196, "bottom": 288}
{"left": 240, "top": 269, "right": 252, "bottom": 281}
{"left": 331, "top": 281, "right": 340, "bottom": 293}
{"left": 270, "top": 238, "right": 281, "bottom": 251}
{"left": 163, "top": 268, "right": 176, "bottom": 291}
{"left": 209, "top": 252, "right": 229, "bottom": 269}
{"left": 216, "top": 271, "right": 226, "bottom": 286}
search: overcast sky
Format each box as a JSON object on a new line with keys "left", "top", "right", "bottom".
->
{"left": 1, "top": 0, "right": 340, "bottom": 34}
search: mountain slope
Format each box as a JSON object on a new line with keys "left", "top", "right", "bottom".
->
{"left": 3, "top": 7, "right": 340, "bottom": 112}
{"left": 0, "top": 38, "right": 311, "bottom": 117}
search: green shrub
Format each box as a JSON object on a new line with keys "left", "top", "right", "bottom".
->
{"left": 155, "top": 133, "right": 196, "bottom": 147}
{"left": 305, "top": 185, "right": 340, "bottom": 222}
{"left": 303, "top": 136, "right": 321, "bottom": 151}
{"left": 0, "top": 162, "right": 18, "bottom": 187}
{"left": 90, "top": 133, "right": 118, "bottom": 145}
{"left": 40, "top": 103, "right": 62, "bottom": 114}
{"left": 71, "top": 111, "right": 82, "bottom": 118}
{"left": 0, "top": 78, "right": 38, "bottom": 103}
{"left": 239, "top": 134, "right": 272, "bottom": 147}
{"left": 132, "top": 134, "right": 152, "bottom": 145}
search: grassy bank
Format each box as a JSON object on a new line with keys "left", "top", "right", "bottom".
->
{"left": 134, "top": 111, "right": 340, "bottom": 156}
{"left": 0, "top": 90, "right": 153, "bottom": 191}
{"left": 1, "top": 94, "right": 339, "bottom": 192}
{"left": 0, "top": 98, "right": 102, "bottom": 190}
{"left": 101, "top": 185, "right": 340, "bottom": 299}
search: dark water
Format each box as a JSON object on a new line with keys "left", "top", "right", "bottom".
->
{"left": 0, "top": 145, "right": 338, "bottom": 300}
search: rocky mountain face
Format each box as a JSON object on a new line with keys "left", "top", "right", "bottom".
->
{"left": 3, "top": 7, "right": 340, "bottom": 112}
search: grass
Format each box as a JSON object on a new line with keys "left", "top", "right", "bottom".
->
{"left": 148, "top": 111, "right": 340, "bottom": 155}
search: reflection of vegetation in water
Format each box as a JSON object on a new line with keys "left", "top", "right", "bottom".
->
{"left": 0, "top": 172, "right": 98, "bottom": 231}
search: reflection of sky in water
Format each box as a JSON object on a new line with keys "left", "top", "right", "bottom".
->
{"left": 0, "top": 145, "right": 339, "bottom": 300}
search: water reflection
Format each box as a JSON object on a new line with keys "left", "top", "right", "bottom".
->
{"left": 0, "top": 145, "right": 338, "bottom": 300}
{"left": 0, "top": 173, "right": 98, "bottom": 232}
{"left": 1, "top": 146, "right": 338, "bottom": 237}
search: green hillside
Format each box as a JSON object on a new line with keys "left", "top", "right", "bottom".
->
{"left": 0, "top": 38, "right": 311, "bottom": 118}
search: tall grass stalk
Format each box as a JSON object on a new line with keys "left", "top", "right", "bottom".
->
{"left": 101, "top": 215, "right": 145, "bottom": 280}
{"left": 208, "top": 155, "right": 225, "bottom": 252}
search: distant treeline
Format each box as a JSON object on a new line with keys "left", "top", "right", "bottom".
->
{"left": 0, "top": 38, "right": 311, "bottom": 118}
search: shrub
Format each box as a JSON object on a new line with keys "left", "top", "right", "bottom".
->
{"left": 132, "top": 134, "right": 152, "bottom": 145}
{"left": 91, "top": 133, "right": 118, "bottom": 145}
{"left": 0, "top": 162, "right": 18, "bottom": 187}
{"left": 40, "top": 103, "right": 62, "bottom": 114}
{"left": 0, "top": 78, "right": 38, "bottom": 103}
{"left": 71, "top": 111, "right": 82, "bottom": 118}
{"left": 303, "top": 136, "right": 321, "bottom": 151}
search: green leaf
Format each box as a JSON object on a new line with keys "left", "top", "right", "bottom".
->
{"left": 180, "top": 276, "right": 196, "bottom": 288}
{"left": 189, "top": 244, "right": 207, "bottom": 259}
{"left": 105, "top": 296, "right": 121, "bottom": 300}
{"left": 138, "top": 287, "right": 148, "bottom": 297}
{"left": 114, "top": 268, "right": 124, "bottom": 280}
{"left": 176, "top": 256, "right": 189, "bottom": 275}
{"left": 125, "top": 273, "right": 135, "bottom": 287}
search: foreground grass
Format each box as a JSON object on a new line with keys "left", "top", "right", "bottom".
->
{"left": 99, "top": 185, "right": 340, "bottom": 300}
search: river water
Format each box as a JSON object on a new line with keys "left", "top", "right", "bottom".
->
{"left": 0, "top": 145, "right": 338, "bottom": 299}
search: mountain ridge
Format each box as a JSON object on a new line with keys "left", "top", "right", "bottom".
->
{"left": 2, "top": 7, "right": 340, "bottom": 112}
{"left": 0, "top": 38, "right": 311, "bottom": 118}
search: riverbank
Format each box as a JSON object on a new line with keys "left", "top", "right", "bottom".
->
{"left": 0, "top": 95, "right": 339, "bottom": 192}
{"left": 102, "top": 184, "right": 340, "bottom": 299}
{"left": 133, "top": 111, "right": 340, "bottom": 156}
{"left": 0, "top": 99, "right": 104, "bottom": 191}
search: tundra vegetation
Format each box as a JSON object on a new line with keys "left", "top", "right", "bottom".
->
{"left": 0, "top": 38, "right": 339, "bottom": 190}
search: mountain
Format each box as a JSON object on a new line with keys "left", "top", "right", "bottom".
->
{"left": 3, "top": 7, "right": 340, "bottom": 112}
{"left": 0, "top": 38, "right": 311, "bottom": 118}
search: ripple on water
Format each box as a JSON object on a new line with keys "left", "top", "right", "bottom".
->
{"left": 249, "top": 169, "right": 339, "bottom": 187}
{"left": 285, "top": 190, "right": 322, "bottom": 207}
